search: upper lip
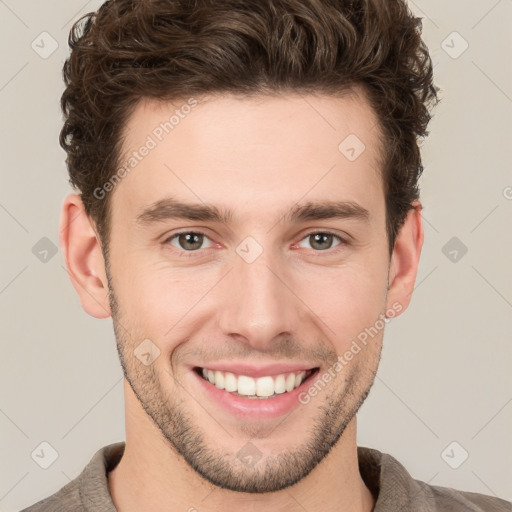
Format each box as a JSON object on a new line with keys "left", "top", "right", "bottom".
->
{"left": 192, "top": 362, "right": 318, "bottom": 378}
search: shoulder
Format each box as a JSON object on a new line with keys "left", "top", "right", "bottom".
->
{"left": 357, "top": 446, "right": 511, "bottom": 512}
{"left": 19, "top": 479, "right": 82, "bottom": 512}
{"left": 19, "top": 442, "right": 124, "bottom": 512}
{"left": 423, "top": 481, "right": 512, "bottom": 512}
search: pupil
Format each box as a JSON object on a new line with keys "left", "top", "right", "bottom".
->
{"left": 180, "top": 233, "right": 202, "bottom": 250}
{"left": 312, "top": 233, "right": 332, "bottom": 250}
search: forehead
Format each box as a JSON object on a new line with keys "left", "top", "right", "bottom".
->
{"left": 112, "top": 90, "right": 384, "bottom": 224}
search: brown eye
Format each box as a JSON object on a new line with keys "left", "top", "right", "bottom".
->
{"left": 297, "top": 232, "right": 344, "bottom": 251}
{"left": 166, "top": 232, "right": 213, "bottom": 252}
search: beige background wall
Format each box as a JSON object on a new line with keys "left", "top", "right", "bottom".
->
{"left": 1, "top": 1, "right": 511, "bottom": 510}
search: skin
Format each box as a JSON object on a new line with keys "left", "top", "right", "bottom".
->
{"left": 59, "top": 88, "right": 423, "bottom": 512}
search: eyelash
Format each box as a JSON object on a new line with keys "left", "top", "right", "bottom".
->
{"left": 163, "top": 230, "right": 348, "bottom": 258}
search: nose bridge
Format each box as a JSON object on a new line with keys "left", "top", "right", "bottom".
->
{"left": 217, "top": 242, "right": 298, "bottom": 350}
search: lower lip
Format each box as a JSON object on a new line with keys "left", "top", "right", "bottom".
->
{"left": 191, "top": 368, "right": 320, "bottom": 420}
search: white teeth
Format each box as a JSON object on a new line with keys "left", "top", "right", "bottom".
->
{"left": 285, "top": 373, "right": 295, "bottom": 392}
{"left": 294, "top": 371, "right": 306, "bottom": 388}
{"left": 200, "top": 368, "right": 312, "bottom": 397}
{"left": 237, "top": 375, "right": 256, "bottom": 395}
{"left": 256, "top": 376, "right": 275, "bottom": 397}
{"left": 214, "top": 370, "right": 224, "bottom": 390}
{"left": 224, "top": 372, "right": 237, "bottom": 392}
{"left": 274, "top": 374, "right": 286, "bottom": 394}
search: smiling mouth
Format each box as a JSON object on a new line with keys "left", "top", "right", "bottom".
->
{"left": 193, "top": 366, "right": 320, "bottom": 399}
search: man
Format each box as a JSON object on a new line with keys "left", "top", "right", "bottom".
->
{"left": 22, "top": 0, "right": 511, "bottom": 511}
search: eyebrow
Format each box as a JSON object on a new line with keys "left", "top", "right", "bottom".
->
{"left": 135, "top": 196, "right": 370, "bottom": 226}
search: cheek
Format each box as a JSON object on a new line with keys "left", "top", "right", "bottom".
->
{"left": 130, "top": 273, "right": 186, "bottom": 330}
{"left": 115, "top": 261, "right": 222, "bottom": 343}
{"left": 298, "top": 262, "right": 388, "bottom": 348}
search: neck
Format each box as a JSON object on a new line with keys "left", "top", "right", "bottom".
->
{"left": 108, "top": 380, "right": 375, "bottom": 512}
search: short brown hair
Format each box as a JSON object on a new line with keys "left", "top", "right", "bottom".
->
{"left": 60, "top": 0, "right": 439, "bottom": 258}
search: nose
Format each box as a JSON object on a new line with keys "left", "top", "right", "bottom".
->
{"left": 216, "top": 245, "right": 300, "bottom": 352}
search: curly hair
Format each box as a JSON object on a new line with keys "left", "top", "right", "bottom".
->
{"left": 60, "top": 0, "right": 439, "bottom": 258}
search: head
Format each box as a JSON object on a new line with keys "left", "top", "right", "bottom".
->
{"left": 59, "top": 0, "right": 438, "bottom": 494}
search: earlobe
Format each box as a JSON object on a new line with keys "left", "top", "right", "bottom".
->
{"left": 385, "top": 201, "right": 424, "bottom": 315}
{"left": 59, "top": 193, "right": 112, "bottom": 319}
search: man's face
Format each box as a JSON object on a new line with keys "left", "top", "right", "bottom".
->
{"left": 104, "top": 91, "right": 393, "bottom": 492}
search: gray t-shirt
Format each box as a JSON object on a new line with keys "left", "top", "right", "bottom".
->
{"left": 20, "top": 442, "right": 511, "bottom": 511}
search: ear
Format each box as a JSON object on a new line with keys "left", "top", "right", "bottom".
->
{"left": 385, "top": 201, "right": 424, "bottom": 315}
{"left": 59, "top": 193, "right": 112, "bottom": 319}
